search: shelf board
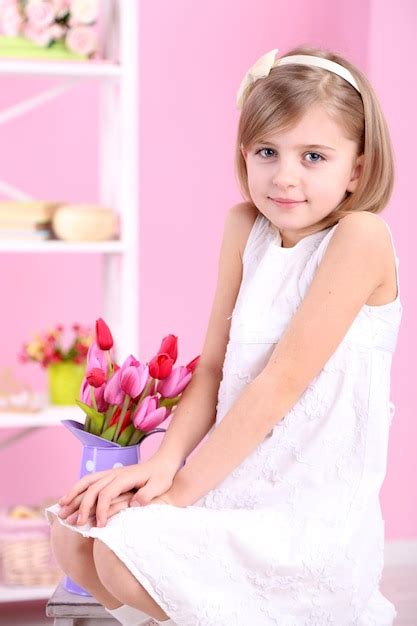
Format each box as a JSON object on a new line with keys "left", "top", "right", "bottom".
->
{"left": 0, "top": 239, "right": 124, "bottom": 253}
{"left": 0, "top": 405, "right": 83, "bottom": 428}
{"left": 0, "top": 59, "right": 122, "bottom": 79}
{"left": 0, "top": 582, "right": 59, "bottom": 603}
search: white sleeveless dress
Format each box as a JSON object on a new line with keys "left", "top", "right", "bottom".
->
{"left": 46, "top": 212, "right": 402, "bottom": 626}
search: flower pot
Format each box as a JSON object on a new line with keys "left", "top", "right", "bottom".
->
{"left": 60, "top": 419, "right": 185, "bottom": 596}
{"left": 0, "top": 36, "right": 87, "bottom": 60}
{"left": 47, "top": 362, "right": 85, "bottom": 406}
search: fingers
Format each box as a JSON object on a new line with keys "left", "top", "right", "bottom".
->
{"left": 58, "top": 493, "right": 85, "bottom": 519}
{"left": 58, "top": 469, "right": 114, "bottom": 506}
{"left": 73, "top": 474, "right": 119, "bottom": 526}
{"left": 105, "top": 497, "right": 131, "bottom": 520}
{"left": 94, "top": 475, "right": 141, "bottom": 527}
{"left": 65, "top": 493, "right": 132, "bottom": 526}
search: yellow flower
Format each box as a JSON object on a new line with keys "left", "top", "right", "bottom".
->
{"left": 27, "top": 340, "right": 43, "bottom": 358}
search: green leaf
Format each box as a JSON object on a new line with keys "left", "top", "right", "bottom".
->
{"left": 90, "top": 414, "right": 104, "bottom": 436}
{"left": 116, "top": 424, "right": 136, "bottom": 446}
{"left": 128, "top": 429, "right": 145, "bottom": 446}
{"left": 101, "top": 424, "right": 117, "bottom": 441}
{"left": 159, "top": 395, "right": 180, "bottom": 408}
{"left": 75, "top": 399, "right": 104, "bottom": 421}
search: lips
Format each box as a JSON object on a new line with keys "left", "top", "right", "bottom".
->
{"left": 270, "top": 197, "right": 305, "bottom": 203}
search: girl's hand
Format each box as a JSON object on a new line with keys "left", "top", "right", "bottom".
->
{"left": 138, "top": 493, "right": 175, "bottom": 507}
{"left": 64, "top": 491, "right": 135, "bottom": 525}
{"left": 58, "top": 455, "right": 180, "bottom": 527}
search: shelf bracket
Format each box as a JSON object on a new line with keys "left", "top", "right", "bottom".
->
{"left": 0, "top": 426, "right": 45, "bottom": 450}
{"left": 0, "top": 179, "right": 34, "bottom": 201}
{"left": 0, "top": 79, "right": 82, "bottom": 201}
{"left": 0, "top": 79, "right": 80, "bottom": 126}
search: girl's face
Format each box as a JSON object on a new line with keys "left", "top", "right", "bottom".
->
{"left": 241, "top": 104, "right": 364, "bottom": 246}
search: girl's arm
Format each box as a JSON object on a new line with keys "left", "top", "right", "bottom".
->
{"left": 152, "top": 363, "right": 222, "bottom": 469}
{"left": 151, "top": 202, "right": 258, "bottom": 470}
{"left": 165, "top": 212, "right": 393, "bottom": 507}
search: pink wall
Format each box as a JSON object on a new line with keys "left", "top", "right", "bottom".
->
{"left": 0, "top": 0, "right": 414, "bottom": 539}
{"left": 366, "top": 0, "right": 417, "bottom": 538}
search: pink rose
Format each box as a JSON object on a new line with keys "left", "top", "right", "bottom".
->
{"left": 65, "top": 25, "right": 97, "bottom": 56}
{"left": 47, "top": 23, "right": 65, "bottom": 40}
{"left": 51, "top": 0, "right": 70, "bottom": 18}
{"left": 0, "top": 4, "right": 22, "bottom": 36}
{"left": 70, "top": 0, "right": 98, "bottom": 25}
{"left": 23, "top": 22, "right": 53, "bottom": 47}
{"left": 71, "top": 0, "right": 98, "bottom": 24}
{"left": 25, "top": 1, "right": 55, "bottom": 30}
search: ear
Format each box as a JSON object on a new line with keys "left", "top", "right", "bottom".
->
{"left": 240, "top": 143, "right": 247, "bottom": 160}
{"left": 346, "top": 154, "right": 364, "bottom": 193}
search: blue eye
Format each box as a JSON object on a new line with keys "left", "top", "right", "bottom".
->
{"left": 256, "top": 148, "right": 276, "bottom": 158}
{"left": 305, "top": 152, "right": 324, "bottom": 163}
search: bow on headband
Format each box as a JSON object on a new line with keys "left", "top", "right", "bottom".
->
{"left": 236, "top": 48, "right": 278, "bottom": 109}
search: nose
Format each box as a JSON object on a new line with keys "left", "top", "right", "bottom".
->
{"left": 272, "top": 157, "right": 300, "bottom": 188}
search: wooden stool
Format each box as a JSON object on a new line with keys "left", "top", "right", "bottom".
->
{"left": 46, "top": 579, "right": 119, "bottom": 625}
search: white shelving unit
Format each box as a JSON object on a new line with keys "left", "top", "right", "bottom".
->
{"left": 0, "top": 406, "right": 84, "bottom": 603}
{"left": 0, "top": 583, "right": 59, "bottom": 603}
{"left": 0, "top": 240, "right": 125, "bottom": 253}
{"left": 0, "top": 0, "right": 138, "bottom": 360}
{"left": 0, "top": 0, "right": 139, "bottom": 602}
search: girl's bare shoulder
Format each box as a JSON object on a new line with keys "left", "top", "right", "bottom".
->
{"left": 229, "top": 202, "right": 259, "bottom": 261}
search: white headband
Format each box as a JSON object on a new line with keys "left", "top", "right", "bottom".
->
{"left": 236, "top": 48, "right": 361, "bottom": 109}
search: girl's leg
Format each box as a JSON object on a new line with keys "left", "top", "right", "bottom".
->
{"left": 50, "top": 517, "right": 123, "bottom": 609}
{"left": 93, "top": 537, "right": 171, "bottom": 621}
{"left": 50, "top": 518, "right": 175, "bottom": 624}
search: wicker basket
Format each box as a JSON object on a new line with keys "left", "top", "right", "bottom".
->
{"left": 0, "top": 506, "right": 63, "bottom": 586}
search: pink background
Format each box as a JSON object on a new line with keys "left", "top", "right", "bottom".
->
{"left": 0, "top": 0, "right": 415, "bottom": 539}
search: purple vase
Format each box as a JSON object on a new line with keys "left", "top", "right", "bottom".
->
{"left": 60, "top": 419, "right": 184, "bottom": 596}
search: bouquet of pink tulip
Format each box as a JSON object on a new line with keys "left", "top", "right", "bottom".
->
{"left": 77, "top": 318, "right": 200, "bottom": 447}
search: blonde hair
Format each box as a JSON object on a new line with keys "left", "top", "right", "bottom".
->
{"left": 235, "top": 45, "right": 395, "bottom": 230}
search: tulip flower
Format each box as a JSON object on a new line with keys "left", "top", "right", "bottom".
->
{"left": 186, "top": 355, "right": 200, "bottom": 373}
{"left": 158, "top": 334, "right": 178, "bottom": 363}
{"left": 139, "top": 404, "right": 167, "bottom": 432}
{"left": 128, "top": 395, "right": 168, "bottom": 445}
{"left": 86, "top": 367, "right": 106, "bottom": 388}
{"left": 121, "top": 364, "right": 149, "bottom": 399}
{"left": 95, "top": 317, "right": 114, "bottom": 377}
{"left": 103, "top": 367, "right": 124, "bottom": 406}
{"left": 148, "top": 353, "right": 174, "bottom": 380}
{"left": 132, "top": 395, "right": 167, "bottom": 430}
{"left": 157, "top": 365, "right": 192, "bottom": 398}
{"left": 120, "top": 354, "right": 140, "bottom": 369}
{"left": 96, "top": 318, "right": 113, "bottom": 350}
{"left": 86, "top": 341, "right": 108, "bottom": 374}
{"left": 80, "top": 376, "right": 108, "bottom": 418}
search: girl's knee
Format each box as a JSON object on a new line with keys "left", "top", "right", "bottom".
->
{"left": 50, "top": 517, "right": 93, "bottom": 569}
{"left": 93, "top": 538, "right": 115, "bottom": 586}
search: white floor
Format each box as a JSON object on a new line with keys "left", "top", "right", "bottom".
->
{"left": 0, "top": 543, "right": 416, "bottom": 625}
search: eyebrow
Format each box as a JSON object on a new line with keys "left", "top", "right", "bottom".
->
{"left": 258, "top": 142, "right": 337, "bottom": 152}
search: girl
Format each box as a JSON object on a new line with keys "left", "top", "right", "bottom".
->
{"left": 46, "top": 45, "right": 402, "bottom": 626}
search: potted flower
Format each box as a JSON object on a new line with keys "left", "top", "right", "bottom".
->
{"left": 0, "top": 0, "right": 100, "bottom": 60}
{"left": 18, "top": 323, "right": 93, "bottom": 405}
{"left": 57, "top": 317, "right": 200, "bottom": 596}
